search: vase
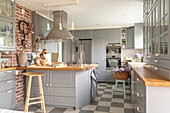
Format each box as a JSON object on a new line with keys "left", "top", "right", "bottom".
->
{"left": 18, "top": 52, "right": 27, "bottom": 67}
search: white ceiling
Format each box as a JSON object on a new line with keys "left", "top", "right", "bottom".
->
{"left": 15, "top": 0, "right": 143, "bottom": 29}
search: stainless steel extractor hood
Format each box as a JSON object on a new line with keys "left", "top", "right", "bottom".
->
{"left": 43, "top": 10, "right": 74, "bottom": 42}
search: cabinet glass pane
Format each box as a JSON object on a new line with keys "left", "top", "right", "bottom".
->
{"left": 164, "top": 34, "right": 168, "bottom": 55}
{"left": 7, "top": 10, "right": 13, "bottom": 17}
{"left": 7, "top": 2, "right": 13, "bottom": 10}
{"left": 156, "top": 5, "right": 158, "bottom": 23}
{"left": 160, "top": 19, "right": 164, "bottom": 34}
{"left": 0, "top": 0, "right": 6, "bottom": 7}
{"left": 164, "top": 15, "right": 168, "bottom": 32}
{"left": 153, "top": 10, "right": 155, "bottom": 25}
{"left": 7, "top": 21, "right": 13, "bottom": 34}
{"left": 0, "top": 7, "right": 6, "bottom": 16}
{"left": 161, "top": 0, "right": 164, "bottom": 18}
{"left": 165, "top": 0, "right": 168, "bottom": 15}
{"left": 0, "top": 33, "right": 6, "bottom": 46}
{"left": 0, "top": 19, "right": 6, "bottom": 33}
{"left": 7, "top": 34, "right": 13, "bottom": 46}
{"left": 153, "top": 42, "right": 158, "bottom": 54}
{"left": 160, "top": 36, "right": 164, "bottom": 54}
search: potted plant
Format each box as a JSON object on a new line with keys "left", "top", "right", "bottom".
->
{"left": 113, "top": 67, "right": 129, "bottom": 80}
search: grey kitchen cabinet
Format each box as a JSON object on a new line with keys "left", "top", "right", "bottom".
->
{"left": 106, "top": 70, "right": 114, "bottom": 82}
{"left": 92, "top": 29, "right": 107, "bottom": 39}
{"left": 32, "top": 11, "right": 53, "bottom": 52}
{"left": 70, "top": 30, "right": 92, "bottom": 39}
{"left": 144, "top": 0, "right": 170, "bottom": 60}
{"left": 0, "top": 0, "right": 15, "bottom": 51}
{"left": 0, "top": 70, "right": 16, "bottom": 109}
{"left": 107, "top": 29, "right": 120, "bottom": 43}
{"left": 49, "top": 70, "right": 75, "bottom": 88}
{"left": 92, "top": 38, "right": 107, "bottom": 82}
{"left": 126, "top": 27, "right": 134, "bottom": 49}
{"left": 134, "top": 23, "right": 143, "bottom": 49}
{"left": 26, "top": 70, "right": 92, "bottom": 109}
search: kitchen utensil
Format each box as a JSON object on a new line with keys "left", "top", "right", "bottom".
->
{"left": 40, "top": 59, "right": 47, "bottom": 66}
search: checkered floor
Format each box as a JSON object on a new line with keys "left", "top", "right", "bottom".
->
{"left": 15, "top": 83, "right": 134, "bottom": 113}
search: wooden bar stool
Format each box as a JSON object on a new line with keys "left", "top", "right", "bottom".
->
{"left": 23, "top": 72, "right": 46, "bottom": 113}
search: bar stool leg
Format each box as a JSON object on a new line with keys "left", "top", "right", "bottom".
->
{"left": 38, "top": 76, "right": 46, "bottom": 113}
{"left": 25, "top": 76, "right": 32, "bottom": 112}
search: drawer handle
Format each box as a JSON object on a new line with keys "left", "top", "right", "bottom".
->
{"left": 136, "top": 92, "right": 143, "bottom": 97}
{"left": 137, "top": 107, "right": 142, "bottom": 112}
{"left": 5, "top": 71, "right": 12, "bottom": 73}
{"left": 6, "top": 80, "right": 12, "bottom": 83}
{"left": 137, "top": 78, "right": 140, "bottom": 81}
{"left": 97, "top": 72, "right": 100, "bottom": 74}
{"left": 155, "top": 54, "right": 160, "bottom": 57}
{"left": 154, "top": 67, "right": 159, "bottom": 71}
{"left": 154, "top": 60, "right": 159, "bottom": 63}
{"left": 6, "top": 90, "right": 12, "bottom": 93}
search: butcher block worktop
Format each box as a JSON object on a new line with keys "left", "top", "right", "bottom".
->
{"left": 129, "top": 63, "right": 170, "bottom": 87}
{"left": 0, "top": 64, "right": 98, "bottom": 71}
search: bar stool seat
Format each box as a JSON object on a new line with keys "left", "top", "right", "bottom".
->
{"left": 23, "top": 72, "right": 46, "bottom": 113}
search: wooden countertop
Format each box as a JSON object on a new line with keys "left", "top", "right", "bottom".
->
{"left": 130, "top": 64, "right": 170, "bottom": 87}
{"left": 0, "top": 64, "right": 98, "bottom": 71}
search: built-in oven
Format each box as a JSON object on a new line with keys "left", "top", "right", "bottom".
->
{"left": 106, "top": 43, "right": 121, "bottom": 70}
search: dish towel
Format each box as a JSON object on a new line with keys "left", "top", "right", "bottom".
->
{"left": 91, "top": 69, "right": 98, "bottom": 98}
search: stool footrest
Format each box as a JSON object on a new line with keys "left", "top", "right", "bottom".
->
{"left": 29, "top": 97, "right": 41, "bottom": 101}
{"left": 29, "top": 101, "right": 42, "bottom": 105}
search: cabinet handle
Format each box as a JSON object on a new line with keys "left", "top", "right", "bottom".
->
{"left": 154, "top": 60, "right": 159, "bottom": 63}
{"left": 137, "top": 107, "right": 142, "bottom": 112}
{"left": 96, "top": 67, "right": 100, "bottom": 69}
{"left": 5, "top": 71, "right": 12, "bottom": 73}
{"left": 132, "top": 91, "right": 135, "bottom": 94}
{"left": 45, "top": 84, "right": 49, "bottom": 86}
{"left": 49, "top": 84, "right": 51, "bottom": 86}
{"left": 97, "top": 72, "right": 100, "bottom": 74}
{"left": 155, "top": 54, "right": 160, "bottom": 57}
{"left": 6, "top": 80, "right": 12, "bottom": 83}
{"left": 136, "top": 92, "right": 143, "bottom": 97}
{"left": 96, "top": 62, "right": 99, "bottom": 64}
{"left": 132, "top": 81, "right": 135, "bottom": 84}
{"left": 154, "top": 67, "right": 159, "bottom": 71}
{"left": 6, "top": 90, "right": 12, "bottom": 93}
{"left": 137, "top": 78, "right": 140, "bottom": 82}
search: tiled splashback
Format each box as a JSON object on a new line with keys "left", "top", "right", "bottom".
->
{"left": 121, "top": 49, "right": 143, "bottom": 61}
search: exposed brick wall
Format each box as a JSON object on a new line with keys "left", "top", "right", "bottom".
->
{"left": 15, "top": 3, "right": 32, "bottom": 105}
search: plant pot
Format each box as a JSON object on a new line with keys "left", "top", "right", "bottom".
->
{"left": 18, "top": 52, "right": 27, "bottom": 67}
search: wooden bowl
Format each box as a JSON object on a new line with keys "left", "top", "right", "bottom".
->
{"left": 40, "top": 60, "right": 47, "bottom": 66}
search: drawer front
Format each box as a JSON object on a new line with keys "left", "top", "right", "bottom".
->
{"left": 0, "top": 70, "right": 15, "bottom": 82}
{"left": 49, "top": 87, "right": 75, "bottom": 97}
{"left": 152, "top": 59, "right": 170, "bottom": 70}
{"left": 50, "top": 96, "right": 75, "bottom": 107}
{"left": 152, "top": 65, "right": 170, "bottom": 80}
{"left": 0, "top": 88, "right": 16, "bottom": 109}
{"left": 0, "top": 79, "right": 15, "bottom": 92}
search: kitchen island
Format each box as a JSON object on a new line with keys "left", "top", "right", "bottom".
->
{"left": 21, "top": 64, "right": 98, "bottom": 109}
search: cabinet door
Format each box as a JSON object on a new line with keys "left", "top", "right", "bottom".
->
{"left": 0, "top": 88, "right": 15, "bottom": 109}
{"left": 26, "top": 70, "right": 49, "bottom": 87}
{"left": 107, "top": 29, "right": 120, "bottom": 43}
{"left": 50, "top": 71, "right": 75, "bottom": 88}
{"left": 106, "top": 70, "right": 114, "bottom": 82}
{"left": 92, "top": 38, "right": 106, "bottom": 66}
{"left": 127, "top": 27, "right": 134, "bottom": 49}
{"left": 92, "top": 29, "right": 107, "bottom": 38}
{"left": 134, "top": 23, "right": 143, "bottom": 49}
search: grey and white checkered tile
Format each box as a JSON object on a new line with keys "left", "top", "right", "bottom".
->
{"left": 14, "top": 83, "right": 134, "bottom": 113}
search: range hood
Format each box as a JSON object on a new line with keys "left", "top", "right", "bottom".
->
{"left": 43, "top": 10, "right": 74, "bottom": 42}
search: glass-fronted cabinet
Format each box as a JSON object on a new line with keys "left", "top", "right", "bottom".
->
{"left": 0, "top": 0, "right": 15, "bottom": 19}
{"left": 0, "top": 0, "right": 15, "bottom": 51}
{"left": 144, "top": 0, "right": 170, "bottom": 60}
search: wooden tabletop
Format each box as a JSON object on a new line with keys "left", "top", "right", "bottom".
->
{"left": 130, "top": 64, "right": 170, "bottom": 87}
{"left": 0, "top": 64, "right": 98, "bottom": 71}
